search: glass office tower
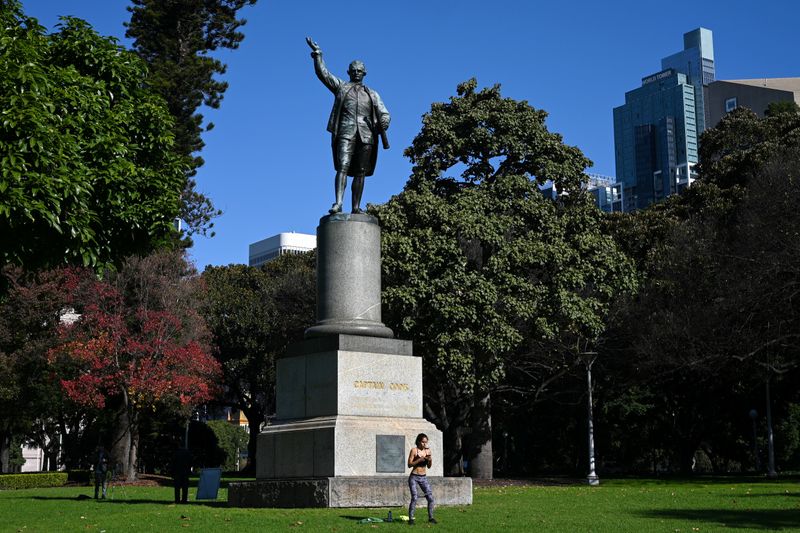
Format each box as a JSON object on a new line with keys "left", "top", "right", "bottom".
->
{"left": 613, "top": 70, "right": 697, "bottom": 210}
{"left": 613, "top": 28, "right": 713, "bottom": 210}
{"left": 661, "top": 28, "right": 715, "bottom": 133}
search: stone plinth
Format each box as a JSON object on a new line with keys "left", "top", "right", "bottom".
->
{"left": 305, "top": 214, "right": 393, "bottom": 339}
{"left": 257, "top": 335, "right": 441, "bottom": 479}
{"left": 228, "top": 476, "right": 473, "bottom": 508}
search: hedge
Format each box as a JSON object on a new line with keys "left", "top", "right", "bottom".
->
{"left": 0, "top": 472, "right": 68, "bottom": 489}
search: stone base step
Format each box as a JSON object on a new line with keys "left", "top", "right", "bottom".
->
{"left": 228, "top": 476, "right": 473, "bottom": 508}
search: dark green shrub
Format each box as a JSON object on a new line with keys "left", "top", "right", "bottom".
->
{"left": 0, "top": 472, "right": 68, "bottom": 489}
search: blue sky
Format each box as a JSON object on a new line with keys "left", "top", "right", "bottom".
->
{"left": 23, "top": 0, "right": 800, "bottom": 269}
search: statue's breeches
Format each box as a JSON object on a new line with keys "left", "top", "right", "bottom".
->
{"left": 334, "top": 136, "right": 375, "bottom": 177}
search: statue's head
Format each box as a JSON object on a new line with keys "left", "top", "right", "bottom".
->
{"left": 348, "top": 60, "right": 366, "bottom": 83}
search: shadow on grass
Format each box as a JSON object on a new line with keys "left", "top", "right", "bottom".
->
{"left": 339, "top": 514, "right": 396, "bottom": 523}
{"left": 603, "top": 474, "right": 800, "bottom": 485}
{"left": 341, "top": 514, "right": 373, "bottom": 520}
{"left": 94, "top": 476, "right": 254, "bottom": 490}
{"left": 17, "top": 495, "right": 228, "bottom": 507}
{"left": 736, "top": 492, "right": 800, "bottom": 498}
{"left": 637, "top": 509, "right": 800, "bottom": 530}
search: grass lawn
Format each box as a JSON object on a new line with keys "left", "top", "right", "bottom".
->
{"left": 1, "top": 477, "right": 798, "bottom": 532}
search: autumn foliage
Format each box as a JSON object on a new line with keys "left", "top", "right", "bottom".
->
{"left": 41, "top": 252, "right": 221, "bottom": 479}
{"left": 49, "top": 254, "right": 221, "bottom": 412}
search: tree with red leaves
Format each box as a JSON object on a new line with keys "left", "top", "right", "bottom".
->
{"left": 49, "top": 251, "right": 220, "bottom": 481}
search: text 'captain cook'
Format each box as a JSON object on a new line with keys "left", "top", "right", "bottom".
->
{"left": 307, "top": 37, "right": 390, "bottom": 215}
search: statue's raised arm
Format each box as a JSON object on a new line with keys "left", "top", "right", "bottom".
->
{"left": 307, "top": 36, "right": 340, "bottom": 93}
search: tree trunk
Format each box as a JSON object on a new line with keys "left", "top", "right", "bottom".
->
{"left": 127, "top": 429, "right": 139, "bottom": 482}
{"left": 110, "top": 401, "right": 137, "bottom": 481}
{"left": 244, "top": 424, "right": 258, "bottom": 475}
{"left": 111, "top": 414, "right": 129, "bottom": 476}
{"left": 471, "top": 434, "right": 493, "bottom": 479}
{"left": 59, "top": 418, "right": 80, "bottom": 470}
{"left": 469, "top": 390, "right": 493, "bottom": 480}
{"left": 46, "top": 431, "right": 61, "bottom": 471}
{"left": 442, "top": 424, "right": 463, "bottom": 476}
{"left": 0, "top": 431, "right": 11, "bottom": 473}
{"left": 241, "top": 406, "right": 263, "bottom": 475}
{"left": 46, "top": 449, "right": 59, "bottom": 471}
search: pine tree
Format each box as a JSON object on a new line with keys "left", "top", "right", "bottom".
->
{"left": 125, "top": 0, "right": 258, "bottom": 237}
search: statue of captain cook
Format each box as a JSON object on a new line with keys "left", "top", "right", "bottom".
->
{"left": 306, "top": 37, "right": 390, "bottom": 214}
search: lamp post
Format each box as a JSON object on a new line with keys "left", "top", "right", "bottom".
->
{"left": 748, "top": 409, "right": 760, "bottom": 472}
{"left": 581, "top": 351, "right": 600, "bottom": 486}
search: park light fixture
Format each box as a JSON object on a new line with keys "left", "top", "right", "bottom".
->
{"left": 581, "top": 351, "right": 600, "bottom": 486}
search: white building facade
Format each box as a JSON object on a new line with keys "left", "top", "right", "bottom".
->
{"left": 248, "top": 232, "right": 316, "bottom": 267}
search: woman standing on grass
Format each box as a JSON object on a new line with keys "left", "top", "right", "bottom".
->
{"left": 407, "top": 433, "right": 436, "bottom": 525}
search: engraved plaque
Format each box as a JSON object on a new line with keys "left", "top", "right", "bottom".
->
{"left": 376, "top": 435, "right": 405, "bottom": 473}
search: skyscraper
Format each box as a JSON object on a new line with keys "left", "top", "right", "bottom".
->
{"left": 661, "top": 28, "right": 715, "bottom": 133}
{"left": 613, "top": 28, "right": 714, "bottom": 210}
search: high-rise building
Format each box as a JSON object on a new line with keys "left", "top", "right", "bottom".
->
{"left": 614, "top": 69, "right": 698, "bottom": 210}
{"left": 614, "top": 28, "right": 714, "bottom": 210}
{"left": 248, "top": 232, "right": 316, "bottom": 267}
{"left": 661, "top": 28, "right": 715, "bottom": 133}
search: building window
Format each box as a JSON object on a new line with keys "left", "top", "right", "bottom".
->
{"left": 725, "top": 97, "right": 738, "bottom": 113}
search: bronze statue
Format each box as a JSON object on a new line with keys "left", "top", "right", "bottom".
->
{"left": 306, "top": 37, "right": 390, "bottom": 214}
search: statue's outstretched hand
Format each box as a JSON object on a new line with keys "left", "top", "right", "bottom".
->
{"left": 306, "top": 37, "right": 321, "bottom": 57}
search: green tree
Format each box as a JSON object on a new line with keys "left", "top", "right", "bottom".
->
{"left": 8, "top": 435, "right": 24, "bottom": 472}
{"left": 697, "top": 106, "right": 800, "bottom": 379}
{"left": 599, "top": 108, "right": 800, "bottom": 474}
{"left": 0, "top": 1, "right": 185, "bottom": 271}
{"left": 207, "top": 419, "right": 249, "bottom": 471}
{"left": 765, "top": 100, "right": 800, "bottom": 117}
{"left": 125, "top": 0, "right": 257, "bottom": 237}
{"left": 201, "top": 252, "right": 315, "bottom": 473}
{"left": 698, "top": 106, "right": 800, "bottom": 190}
{"left": 776, "top": 402, "right": 800, "bottom": 469}
{"left": 376, "top": 79, "right": 636, "bottom": 477}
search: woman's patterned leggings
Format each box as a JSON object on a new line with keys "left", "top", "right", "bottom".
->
{"left": 408, "top": 474, "right": 435, "bottom": 520}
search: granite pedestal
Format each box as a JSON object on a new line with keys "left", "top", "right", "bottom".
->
{"left": 257, "top": 335, "right": 442, "bottom": 478}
